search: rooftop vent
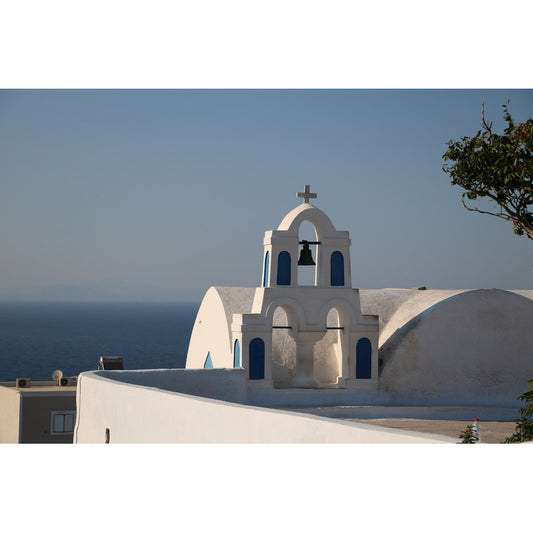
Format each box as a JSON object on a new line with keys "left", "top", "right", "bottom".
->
{"left": 98, "top": 356, "right": 124, "bottom": 370}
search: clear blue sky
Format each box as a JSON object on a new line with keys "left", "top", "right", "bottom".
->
{"left": 1, "top": 89, "right": 532, "bottom": 301}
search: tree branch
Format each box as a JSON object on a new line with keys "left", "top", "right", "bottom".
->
{"left": 444, "top": 103, "right": 533, "bottom": 240}
{"left": 468, "top": 188, "right": 522, "bottom": 220}
{"left": 461, "top": 195, "right": 513, "bottom": 222}
{"left": 481, "top": 102, "right": 492, "bottom": 133}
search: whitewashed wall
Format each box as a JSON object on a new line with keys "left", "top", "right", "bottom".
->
{"left": 186, "top": 287, "right": 256, "bottom": 369}
{"left": 373, "top": 289, "right": 533, "bottom": 403}
{"left": 74, "top": 370, "right": 454, "bottom": 443}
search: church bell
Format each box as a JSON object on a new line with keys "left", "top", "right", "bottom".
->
{"left": 298, "top": 240, "right": 316, "bottom": 266}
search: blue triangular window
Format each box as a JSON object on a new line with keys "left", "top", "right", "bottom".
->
{"left": 204, "top": 353, "right": 213, "bottom": 369}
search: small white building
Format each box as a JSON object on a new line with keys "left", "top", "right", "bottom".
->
{"left": 0, "top": 380, "right": 77, "bottom": 443}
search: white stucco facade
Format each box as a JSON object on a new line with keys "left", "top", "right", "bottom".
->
{"left": 73, "top": 370, "right": 455, "bottom": 443}
{"left": 361, "top": 288, "right": 533, "bottom": 404}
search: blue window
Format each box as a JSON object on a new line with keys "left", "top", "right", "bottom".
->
{"left": 356, "top": 338, "right": 372, "bottom": 379}
{"left": 233, "top": 339, "right": 241, "bottom": 368}
{"left": 204, "top": 353, "right": 213, "bottom": 369}
{"left": 331, "top": 251, "right": 344, "bottom": 286}
{"left": 277, "top": 251, "right": 291, "bottom": 286}
{"left": 249, "top": 338, "right": 265, "bottom": 380}
{"left": 263, "top": 252, "right": 270, "bottom": 287}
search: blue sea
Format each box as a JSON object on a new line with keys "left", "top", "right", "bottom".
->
{"left": 0, "top": 301, "right": 199, "bottom": 381}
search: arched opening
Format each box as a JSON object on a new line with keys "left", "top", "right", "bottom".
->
{"left": 263, "top": 251, "right": 270, "bottom": 287}
{"left": 277, "top": 251, "right": 291, "bottom": 285}
{"left": 249, "top": 338, "right": 265, "bottom": 380}
{"left": 203, "top": 353, "right": 213, "bottom": 369}
{"left": 314, "top": 308, "right": 343, "bottom": 384}
{"left": 356, "top": 338, "right": 372, "bottom": 379}
{"left": 297, "top": 220, "right": 318, "bottom": 286}
{"left": 271, "top": 306, "right": 297, "bottom": 385}
{"left": 233, "top": 339, "right": 240, "bottom": 368}
{"left": 330, "top": 251, "right": 344, "bottom": 286}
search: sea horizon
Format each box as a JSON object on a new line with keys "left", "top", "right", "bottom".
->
{"left": 0, "top": 300, "right": 200, "bottom": 381}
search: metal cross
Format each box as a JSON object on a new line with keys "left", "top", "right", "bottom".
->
{"left": 297, "top": 185, "right": 317, "bottom": 204}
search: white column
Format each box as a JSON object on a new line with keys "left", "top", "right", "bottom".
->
{"left": 290, "top": 331, "right": 326, "bottom": 388}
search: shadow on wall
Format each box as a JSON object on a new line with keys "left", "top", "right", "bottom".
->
{"left": 92, "top": 368, "right": 248, "bottom": 403}
{"left": 378, "top": 297, "right": 452, "bottom": 373}
{"left": 378, "top": 289, "right": 533, "bottom": 404}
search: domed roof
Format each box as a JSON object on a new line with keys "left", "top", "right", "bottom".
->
{"left": 362, "top": 288, "right": 533, "bottom": 403}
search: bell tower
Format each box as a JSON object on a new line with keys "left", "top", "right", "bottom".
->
{"left": 261, "top": 185, "right": 352, "bottom": 288}
{"left": 188, "top": 184, "right": 379, "bottom": 392}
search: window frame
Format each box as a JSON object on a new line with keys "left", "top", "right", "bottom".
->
{"left": 50, "top": 410, "right": 76, "bottom": 435}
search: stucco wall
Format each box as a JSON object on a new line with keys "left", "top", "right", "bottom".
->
{"left": 93, "top": 368, "right": 248, "bottom": 403}
{"left": 0, "top": 386, "right": 21, "bottom": 443}
{"left": 74, "top": 371, "right": 454, "bottom": 443}
{"left": 376, "top": 289, "right": 533, "bottom": 404}
{"left": 186, "top": 287, "right": 256, "bottom": 369}
{"left": 360, "top": 288, "right": 465, "bottom": 344}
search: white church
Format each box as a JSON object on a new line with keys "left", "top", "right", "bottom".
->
{"left": 73, "top": 186, "right": 533, "bottom": 443}
{"left": 186, "top": 184, "right": 379, "bottom": 391}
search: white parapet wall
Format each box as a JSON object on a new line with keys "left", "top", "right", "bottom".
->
{"left": 74, "top": 369, "right": 456, "bottom": 443}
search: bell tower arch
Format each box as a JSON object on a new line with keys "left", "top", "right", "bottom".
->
{"left": 261, "top": 185, "right": 352, "bottom": 288}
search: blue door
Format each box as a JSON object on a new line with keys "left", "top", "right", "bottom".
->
{"left": 249, "top": 338, "right": 265, "bottom": 380}
{"left": 356, "top": 338, "right": 371, "bottom": 379}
